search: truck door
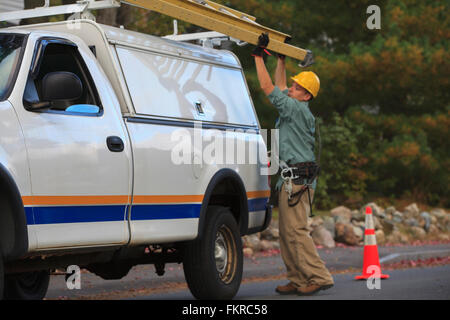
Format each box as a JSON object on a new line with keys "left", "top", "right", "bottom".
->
{"left": 14, "top": 36, "right": 132, "bottom": 249}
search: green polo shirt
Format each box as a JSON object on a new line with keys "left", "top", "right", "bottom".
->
{"left": 268, "top": 86, "right": 316, "bottom": 191}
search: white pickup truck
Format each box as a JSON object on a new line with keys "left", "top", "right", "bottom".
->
{"left": 0, "top": 19, "right": 271, "bottom": 300}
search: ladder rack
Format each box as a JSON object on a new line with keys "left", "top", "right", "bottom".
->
{"left": 0, "top": 0, "right": 313, "bottom": 66}
{"left": 0, "top": 1, "right": 121, "bottom": 22}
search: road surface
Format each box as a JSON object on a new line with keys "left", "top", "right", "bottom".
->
{"left": 45, "top": 242, "right": 450, "bottom": 300}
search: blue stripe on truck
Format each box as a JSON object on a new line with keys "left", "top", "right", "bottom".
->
{"left": 25, "top": 197, "right": 268, "bottom": 225}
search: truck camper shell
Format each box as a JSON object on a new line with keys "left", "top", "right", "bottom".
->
{"left": 8, "top": 20, "right": 260, "bottom": 128}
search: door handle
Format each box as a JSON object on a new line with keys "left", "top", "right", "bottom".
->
{"left": 194, "top": 101, "right": 205, "bottom": 116}
{"left": 106, "top": 136, "right": 124, "bottom": 152}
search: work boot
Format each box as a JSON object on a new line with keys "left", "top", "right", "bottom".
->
{"left": 275, "top": 282, "right": 298, "bottom": 295}
{"left": 297, "top": 283, "right": 334, "bottom": 296}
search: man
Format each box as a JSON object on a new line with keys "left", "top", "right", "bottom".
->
{"left": 252, "top": 33, "right": 334, "bottom": 296}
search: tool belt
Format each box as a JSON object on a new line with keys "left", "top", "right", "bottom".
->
{"left": 284, "top": 162, "right": 320, "bottom": 185}
{"left": 280, "top": 162, "right": 320, "bottom": 216}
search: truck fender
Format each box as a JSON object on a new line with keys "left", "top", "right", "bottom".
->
{"left": 0, "top": 163, "right": 28, "bottom": 260}
{"left": 197, "top": 168, "right": 248, "bottom": 239}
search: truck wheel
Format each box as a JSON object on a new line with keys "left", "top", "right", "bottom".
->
{"left": 4, "top": 270, "right": 50, "bottom": 300}
{"left": 183, "top": 206, "right": 243, "bottom": 300}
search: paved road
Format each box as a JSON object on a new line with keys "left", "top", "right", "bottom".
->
{"left": 45, "top": 243, "right": 450, "bottom": 300}
{"left": 144, "top": 265, "right": 450, "bottom": 300}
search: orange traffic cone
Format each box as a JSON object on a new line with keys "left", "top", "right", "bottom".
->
{"left": 355, "top": 206, "right": 389, "bottom": 280}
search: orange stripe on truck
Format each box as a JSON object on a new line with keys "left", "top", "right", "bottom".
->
{"left": 21, "top": 195, "right": 129, "bottom": 206}
{"left": 133, "top": 195, "right": 204, "bottom": 204}
{"left": 247, "top": 190, "right": 270, "bottom": 199}
{"left": 22, "top": 190, "right": 269, "bottom": 206}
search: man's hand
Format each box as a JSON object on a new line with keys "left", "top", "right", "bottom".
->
{"left": 252, "top": 33, "right": 271, "bottom": 57}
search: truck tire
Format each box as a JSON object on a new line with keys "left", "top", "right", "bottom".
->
{"left": 183, "top": 206, "right": 243, "bottom": 300}
{"left": 4, "top": 270, "right": 50, "bottom": 300}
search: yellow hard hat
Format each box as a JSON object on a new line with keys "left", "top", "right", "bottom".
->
{"left": 291, "top": 71, "right": 320, "bottom": 98}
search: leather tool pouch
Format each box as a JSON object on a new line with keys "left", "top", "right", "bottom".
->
{"left": 291, "top": 162, "right": 320, "bottom": 185}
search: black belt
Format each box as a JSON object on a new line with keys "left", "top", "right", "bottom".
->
{"left": 288, "top": 162, "right": 320, "bottom": 184}
{"left": 283, "top": 162, "right": 320, "bottom": 216}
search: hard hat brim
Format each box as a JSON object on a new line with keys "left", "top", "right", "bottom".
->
{"left": 291, "top": 76, "right": 316, "bottom": 98}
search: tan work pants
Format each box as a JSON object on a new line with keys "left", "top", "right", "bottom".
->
{"left": 278, "top": 183, "right": 334, "bottom": 287}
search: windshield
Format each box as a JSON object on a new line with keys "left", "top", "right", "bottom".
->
{"left": 0, "top": 34, "right": 25, "bottom": 101}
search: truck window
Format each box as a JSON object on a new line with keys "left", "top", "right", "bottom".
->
{"left": 24, "top": 39, "right": 102, "bottom": 115}
{"left": 0, "top": 33, "right": 25, "bottom": 101}
{"left": 115, "top": 46, "right": 258, "bottom": 127}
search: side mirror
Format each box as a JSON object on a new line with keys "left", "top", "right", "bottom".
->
{"left": 65, "top": 104, "right": 100, "bottom": 114}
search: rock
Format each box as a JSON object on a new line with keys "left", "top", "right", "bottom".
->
{"left": 323, "top": 216, "right": 336, "bottom": 239}
{"left": 409, "top": 226, "right": 426, "bottom": 240}
{"left": 311, "top": 225, "right": 335, "bottom": 248}
{"left": 385, "top": 206, "right": 397, "bottom": 216}
{"left": 330, "top": 206, "right": 352, "bottom": 223}
{"left": 259, "top": 240, "right": 274, "bottom": 251}
{"left": 243, "top": 247, "right": 253, "bottom": 257}
{"left": 335, "top": 222, "right": 359, "bottom": 246}
{"left": 363, "top": 202, "right": 385, "bottom": 218}
{"left": 386, "top": 230, "right": 409, "bottom": 244}
{"left": 372, "top": 216, "right": 383, "bottom": 230}
{"left": 311, "top": 216, "right": 324, "bottom": 228}
{"left": 427, "top": 224, "right": 440, "bottom": 235}
{"left": 352, "top": 226, "right": 364, "bottom": 242}
{"left": 380, "top": 219, "right": 395, "bottom": 235}
{"left": 243, "top": 234, "right": 261, "bottom": 251}
{"left": 430, "top": 208, "right": 447, "bottom": 219}
{"left": 375, "top": 230, "right": 385, "bottom": 245}
{"left": 430, "top": 215, "right": 437, "bottom": 225}
{"left": 352, "top": 220, "right": 365, "bottom": 229}
{"left": 334, "top": 215, "right": 351, "bottom": 225}
{"left": 436, "top": 221, "right": 447, "bottom": 232}
{"left": 392, "top": 211, "right": 404, "bottom": 223}
{"left": 351, "top": 210, "right": 365, "bottom": 222}
{"left": 419, "top": 212, "right": 431, "bottom": 232}
{"left": 261, "top": 226, "right": 279, "bottom": 241}
{"left": 404, "top": 203, "right": 420, "bottom": 218}
{"left": 405, "top": 218, "right": 419, "bottom": 227}
{"left": 272, "top": 241, "right": 280, "bottom": 250}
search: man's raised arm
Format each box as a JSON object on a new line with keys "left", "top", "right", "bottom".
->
{"left": 252, "top": 33, "right": 275, "bottom": 96}
{"left": 254, "top": 56, "right": 275, "bottom": 96}
{"left": 275, "top": 55, "right": 287, "bottom": 91}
